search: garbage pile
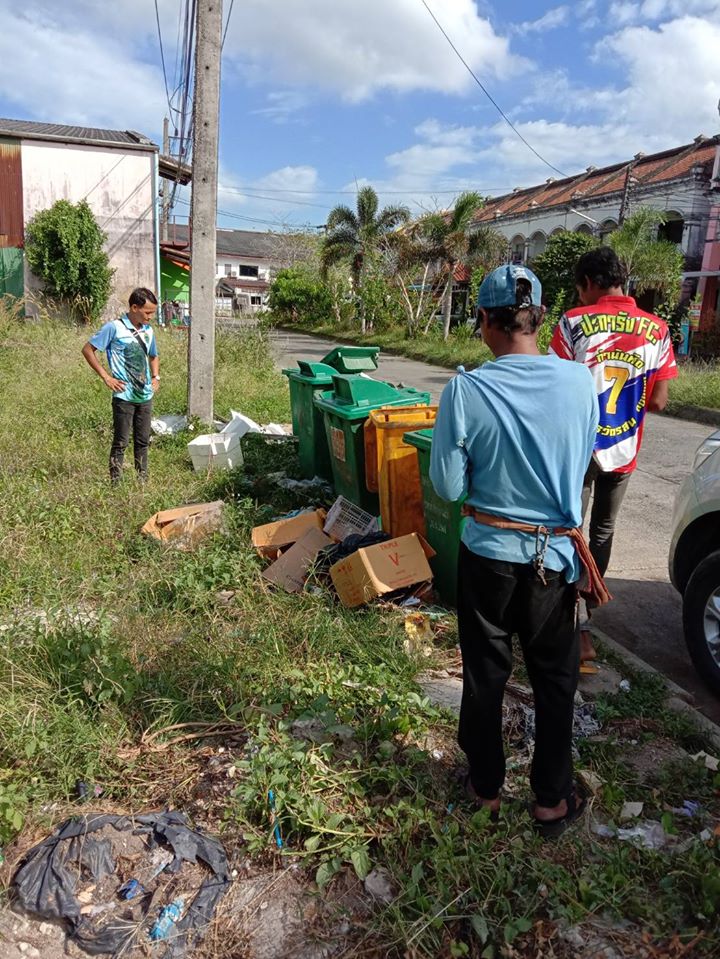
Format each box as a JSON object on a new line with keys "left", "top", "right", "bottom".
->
{"left": 12, "top": 811, "right": 230, "bottom": 958}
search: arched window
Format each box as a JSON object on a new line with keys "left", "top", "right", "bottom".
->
{"left": 509, "top": 234, "right": 525, "bottom": 264}
{"left": 574, "top": 223, "right": 594, "bottom": 236}
{"left": 528, "top": 231, "right": 547, "bottom": 259}
{"left": 599, "top": 219, "right": 617, "bottom": 241}
{"left": 658, "top": 211, "right": 684, "bottom": 245}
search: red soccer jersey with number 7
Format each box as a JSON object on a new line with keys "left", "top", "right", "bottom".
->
{"left": 549, "top": 294, "right": 677, "bottom": 473}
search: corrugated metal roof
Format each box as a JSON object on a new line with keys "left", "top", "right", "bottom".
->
{"left": 168, "top": 224, "right": 279, "bottom": 258}
{"left": 475, "top": 137, "right": 719, "bottom": 225}
{"left": 0, "top": 137, "right": 24, "bottom": 248}
{"left": 0, "top": 118, "right": 156, "bottom": 150}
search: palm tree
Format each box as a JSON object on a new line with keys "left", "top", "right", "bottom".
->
{"left": 609, "top": 208, "right": 684, "bottom": 302}
{"left": 321, "top": 186, "right": 410, "bottom": 332}
{"left": 419, "top": 191, "right": 501, "bottom": 340}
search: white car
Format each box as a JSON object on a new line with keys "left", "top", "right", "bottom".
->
{"left": 669, "top": 429, "right": 720, "bottom": 694}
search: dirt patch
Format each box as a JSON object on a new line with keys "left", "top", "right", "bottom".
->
{"left": 620, "top": 737, "right": 689, "bottom": 781}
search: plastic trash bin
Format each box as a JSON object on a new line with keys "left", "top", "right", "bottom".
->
{"left": 314, "top": 375, "right": 430, "bottom": 513}
{"left": 404, "top": 428, "right": 465, "bottom": 606}
{"left": 364, "top": 406, "right": 438, "bottom": 537}
{"left": 282, "top": 360, "right": 337, "bottom": 480}
{"left": 321, "top": 345, "right": 380, "bottom": 373}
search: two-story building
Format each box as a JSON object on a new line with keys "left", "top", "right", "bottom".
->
{"left": 473, "top": 134, "right": 719, "bottom": 274}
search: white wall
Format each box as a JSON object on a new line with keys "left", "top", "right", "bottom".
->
{"left": 21, "top": 140, "right": 156, "bottom": 319}
{"left": 215, "top": 253, "right": 271, "bottom": 281}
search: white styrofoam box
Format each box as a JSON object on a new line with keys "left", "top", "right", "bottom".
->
{"left": 187, "top": 432, "right": 243, "bottom": 472}
{"left": 221, "top": 410, "right": 261, "bottom": 438}
{"left": 151, "top": 414, "right": 188, "bottom": 436}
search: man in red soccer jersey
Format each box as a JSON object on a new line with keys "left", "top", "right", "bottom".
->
{"left": 549, "top": 247, "right": 677, "bottom": 662}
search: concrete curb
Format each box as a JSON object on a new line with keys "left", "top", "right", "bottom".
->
{"left": 662, "top": 405, "right": 720, "bottom": 429}
{"left": 592, "top": 625, "right": 720, "bottom": 750}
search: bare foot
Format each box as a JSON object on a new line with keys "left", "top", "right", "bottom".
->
{"left": 580, "top": 629, "right": 597, "bottom": 662}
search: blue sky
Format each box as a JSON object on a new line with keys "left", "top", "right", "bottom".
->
{"left": 0, "top": 0, "right": 719, "bottom": 229}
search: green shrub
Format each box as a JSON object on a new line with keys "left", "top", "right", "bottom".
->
{"left": 532, "top": 231, "right": 599, "bottom": 315}
{"left": 268, "top": 266, "right": 333, "bottom": 324}
{"left": 25, "top": 199, "right": 114, "bottom": 321}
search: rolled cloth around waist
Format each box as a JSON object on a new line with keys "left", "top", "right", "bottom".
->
{"left": 461, "top": 506, "right": 612, "bottom": 607}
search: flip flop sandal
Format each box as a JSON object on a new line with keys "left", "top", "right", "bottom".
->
{"left": 580, "top": 662, "right": 600, "bottom": 675}
{"left": 532, "top": 787, "right": 587, "bottom": 839}
{"left": 462, "top": 774, "right": 500, "bottom": 821}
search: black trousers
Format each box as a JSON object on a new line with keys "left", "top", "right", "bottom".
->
{"left": 582, "top": 460, "right": 632, "bottom": 581}
{"left": 457, "top": 545, "right": 579, "bottom": 808}
{"left": 110, "top": 397, "right": 153, "bottom": 482}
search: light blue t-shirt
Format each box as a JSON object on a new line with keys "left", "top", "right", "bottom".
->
{"left": 429, "top": 354, "right": 599, "bottom": 581}
{"left": 89, "top": 315, "right": 158, "bottom": 403}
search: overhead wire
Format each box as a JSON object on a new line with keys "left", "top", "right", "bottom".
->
{"left": 418, "top": 0, "right": 569, "bottom": 179}
{"left": 221, "top": 0, "right": 235, "bottom": 49}
{"left": 153, "top": 0, "right": 174, "bottom": 120}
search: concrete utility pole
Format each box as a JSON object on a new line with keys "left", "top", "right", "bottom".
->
{"left": 188, "top": 0, "right": 223, "bottom": 424}
{"left": 161, "top": 116, "right": 170, "bottom": 243}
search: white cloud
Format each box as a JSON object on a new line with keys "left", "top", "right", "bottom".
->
{"left": 216, "top": 165, "right": 323, "bottom": 228}
{"left": 250, "top": 91, "right": 310, "bottom": 124}
{"left": 515, "top": 6, "right": 570, "bottom": 34}
{"left": 223, "top": 0, "right": 525, "bottom": 101}
{"left": 608, "top": 0, "right": 720, "bottom": 23}
{"left": 0, "top": 4, "right": 166, "bottom": 132}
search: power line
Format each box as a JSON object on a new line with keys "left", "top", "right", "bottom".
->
{"left": 221, "top": 0, "right": 235, "bottom": 49}
{"left": 153, "top": 0, "right": 174, "bottom": 119}
{"left": 218, "top": 184, "right": 518, "bottom": 196}
{"left": 419, "top": 0, "right": 568, "bottom": 179}
{"left": 175, "top": 197, "right": 309, "bottom": 229}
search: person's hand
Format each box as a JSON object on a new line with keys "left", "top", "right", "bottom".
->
{"left": 151, "top": 375, "right": 160, "bottom": 393}
{"left": 104, "top": 375, "right": 127, "bottom": 392}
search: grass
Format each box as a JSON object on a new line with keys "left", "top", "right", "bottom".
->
{"left": 1, "top": 308, "right": 719, "bottom": 956}
{"left": 283, "top": 316, "right": 720, "bottom": 412}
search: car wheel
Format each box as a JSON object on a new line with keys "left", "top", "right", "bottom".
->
{"left": 683, "top": 549, "right": 720, "bottom": 697}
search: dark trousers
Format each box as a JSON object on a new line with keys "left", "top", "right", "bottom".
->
{"left": 110, "top": 397, "right": 153, "bottom": 482}
{"left": 457, "top": 545, "right": 579, "bottom": 808}
{"left": 581, "top": 460, "right": 631, "bottom": 581}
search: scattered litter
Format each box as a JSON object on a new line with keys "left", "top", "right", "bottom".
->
{"left": 221, "top": 410, "right": 261, "bottom": 438}
{"left": 262, "top": 527, "right": 333, "bottom": 593}
{"left": 577, "top": 769, "right": 604, "bottom": 796}
{"left": 12, "top": 811, "right": 230, "bottom": 958}
{"left": 150, "top": 897, "right": 185, "bottom": 942}
{"left": 187, "top": 431, "right": 242, "bottom": 472}
{"left": 118, "top": 878, "right": 144, "bottom": 900}
{"left": 364, "top": 867, "right": 396, "bottom": 904}
{"left": 274, "top": 474, "right": 333, "bottom": 494}
{"left": 330, "top": 533, "right": 434, "bottom": 609}
{"left": 403, "top": 613, "right": 434, "bottom": 656}
{"left": 268, "top": 790, "right": 283, "bottom": 849}
{"left": 592, "top": 819, "right": 669, "bottom": 850}
{"left": 251, "top": 509, "right": 327, "bottom": 560}
{"left": 620, "top": 801, "right": 644, "bottom": 820}
{"left": 691, "top": 750, "right": 719, "bottom": 771}
{"left": 76, "top": 780, "right": 103, "bottom": 801}
{"left": 618, "top": 679, "right": 631, "bottom": 693}
{"left": 216, "top": 589, "right": 236, "bottom": 604}
{"left": 670, "top": 800, "right": 703, "bottom": 818}
{"left": 151, "top": 414, "right": 188, "bottom": 435}
{"left": 574, "top": 703, "right": 602, "bottom": 739}
{"left": 324, "top": 495, "right": 379, "bottom": 542}
{"left": 142, "top": 501, "right": 225, "bottom": 550}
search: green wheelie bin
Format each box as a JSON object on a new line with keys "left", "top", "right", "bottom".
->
{"left": 320, "top": 345, "right": 380, "bottom": 373}
{"left": 282, "top": 361, "right": 337, "bottom": 480}
{"left": 314, "top": 375, "right": 430, "bottom": 514}
{"left": 404, "top": 428, "right": 466, "bottom": 607}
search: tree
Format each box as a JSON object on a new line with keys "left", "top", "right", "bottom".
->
{"left": 418, "top": 193, "right": 504, "bottom": 339}
{"left": 267, "top": 266, "right": 332, "bottom": 324}
{"left": 25, "top": 199, "right": 114, "bottom": 321}
{"left": 532, "top": 230, "right": 599, "bottom": 316}
{"left": 609, "top": 208, "right": 684, "bottom": 302}
{"left": 321, "top": 186, "right": 410, "bottom": 333}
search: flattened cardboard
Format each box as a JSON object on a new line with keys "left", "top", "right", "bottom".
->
{"left": 251, "top": 509, "right": 326, "bottom": 559}
{"left": 330, "top": 532, "right": 434, "bottom": 608}
{"left": 141, "top": 501, "right": 224, "bottom": 550}
{"left": 262, "top": 527, "right": 334, "bottom": 593}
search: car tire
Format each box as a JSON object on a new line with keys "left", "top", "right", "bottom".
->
{"left": 683, "top": 549, "right": 720, "bottom": 697}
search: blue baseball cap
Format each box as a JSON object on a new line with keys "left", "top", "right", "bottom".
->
{"left": 477, "top": 264, "right": 542, "bottom": 309}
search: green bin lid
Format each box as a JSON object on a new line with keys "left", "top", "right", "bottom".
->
{"left": 321, "top": 345, "right": 380, "bottom": 373}
{"left": 282, "top": 360, "right": 337, "bottom": 384}
{"left": 314, "top": 374, "right": 429, "bottom": 420}
{"left": 404, "top": 427, "right": 433, "bottom": 451}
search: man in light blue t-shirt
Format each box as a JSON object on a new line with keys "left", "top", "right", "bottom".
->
{"left": 430, "top": 264, "right": 599, "bottom": 838}
{"left": 81, "top": 287, "right": 160, "bottom": 484}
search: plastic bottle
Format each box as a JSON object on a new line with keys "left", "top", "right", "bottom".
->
{"left": 149, "top": 897, "right": 184, "bottom": 941}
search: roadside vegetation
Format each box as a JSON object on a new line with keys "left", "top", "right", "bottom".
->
{"left": 1, "top": 306, "right": 719, "bottom": 956}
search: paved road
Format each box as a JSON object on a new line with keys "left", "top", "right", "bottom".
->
{"left": 271, "top": 329, "right": 719, "bottom": 722}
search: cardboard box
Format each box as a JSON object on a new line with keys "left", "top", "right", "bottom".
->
{"left": 251, "top": 509, "right": 327, "bottom": 560}
{"left": 330, "top": 533, "right": 434, "bottom": 608}
{"left": 141, "top": 501, "right": 224, "bottom": 550}
{"left": 262, "top": 527, "right": 334, "bottom": 593}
